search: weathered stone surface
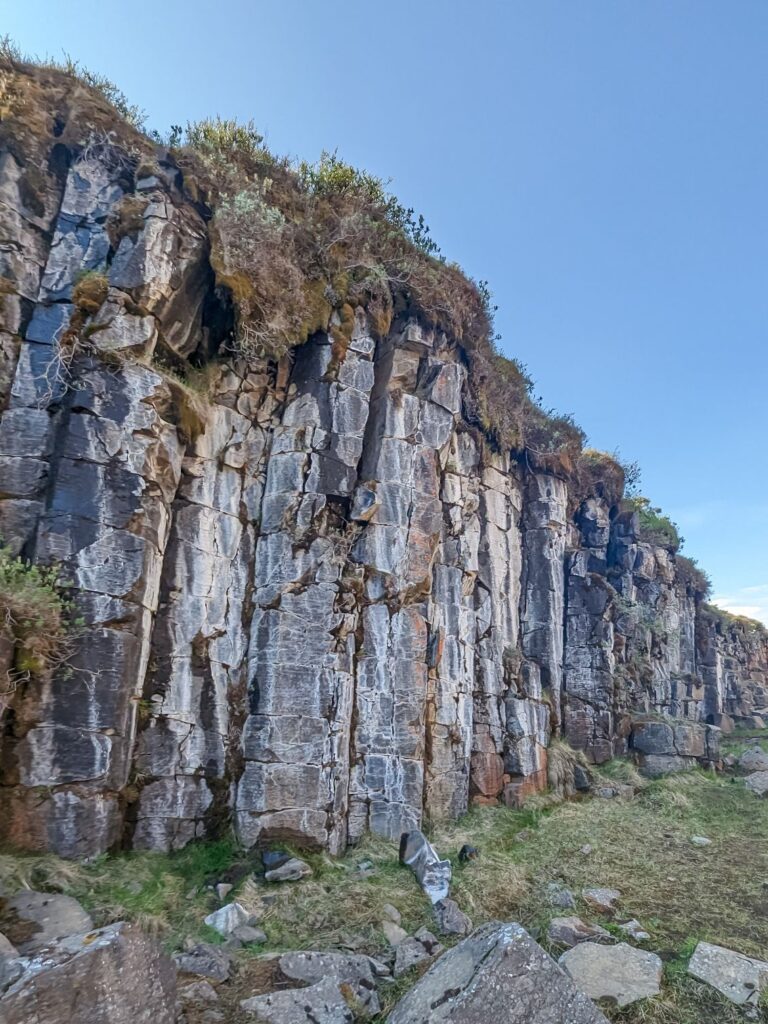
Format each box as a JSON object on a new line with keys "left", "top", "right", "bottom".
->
{"left": 0, "top": 922, "right": 176, "bottom": 1024}
{"left": 278, "top": 950, "right": 390, "bottom": 1016}
{"left": 399, "top": 830, "right": 452, "bottom": 904}
{"left": 232, "top": 924, "right": 267, "bottom": 944}
{"left": 739, "top": 746, "right": 768, "bottom": 772}
{"left": 265, "top": 857, "right": 313, "bottom": 882}
{"left": 547, "top": 916, "right": 611, "bottom": 948}
{"left": 0, "top": 892, "right": 93, "bottom": 953}
{"left": 178, "top": 980, "right": 219, "bottom": 1005}
{"left": 241, "top": 977, "right": 354, "bottom": 1022}
{"left": 546, "top": 882, "right": 577, "bottom": 909}
{"left": 690, "top": 835, "right": 712, "bottom": 847}
{"left": 203, "top": 902, "right": 252, "bottom": 937}
{"left": 433, "top": 897, "right": 472, "bottom": 936}
{"left": 559, "top": 942, "right": 662, "bottom": 1007}
{"left": 382, "top": 919, "right": 408, "bottom": 945}
{"left": 387, "top": 922, "right": 608, "bottom": 1023}
{"left": 582, "top": 887, "right": 621, "bottom": 914}
{"left": 687, "top": 940, "right": 768, "bottom": 1006}
{"left": 618, "top": 919, "right": 651, "bottom": 941}
{"left": 744, "top": 771, "right": 768, "bottom": 797}
{"left": 393, "top": 936, "right": 434, "bottom": 976}
{"left": 173, "top": 943, "right": 233, "bottom": 982}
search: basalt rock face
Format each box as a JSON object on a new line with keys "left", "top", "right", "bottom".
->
{"left": 1, "top": 95, "right": 767, "bottom": 859}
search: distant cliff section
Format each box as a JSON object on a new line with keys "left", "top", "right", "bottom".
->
{"left": 1, "top": 51, "right": 766, "bottom": 858}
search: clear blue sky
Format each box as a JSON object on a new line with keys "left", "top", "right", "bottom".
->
{"left": 7, "top": 1, "right": 768, "bottom": 621}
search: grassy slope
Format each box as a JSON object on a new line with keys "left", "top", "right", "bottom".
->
{"left": 2, "top": 759, "right": 768, "bottom": 1022}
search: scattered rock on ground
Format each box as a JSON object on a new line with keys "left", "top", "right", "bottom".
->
{"left": 386, "top": 922, "right": 609, "bottom": 1023}
{"left": 413, "top": 927, "right": 443, "bottom": 952}
{"left": 241, "top": 977, "right": 353, "bottom": 1023}
{"left": 178, "top": 980, "right": 219, "bottom": 1005}
{"left": 278, "top": 950, "right": 390, "bottom": 1017}
{"left": 582, "top": 887, "right": 621, "bottom": 914}
{"left": 0, "top": 922, "right": 177, "bottom": 1024}
{"left": 618, "top": 919, "right": 650, "bottom": 942}
{"left": 687, "top": 940, "right": 768, "bottom": 1007}
{"left": 546, "top": 882, "right": 576, "bottom": 910}
{"left": 261, "top": 850, "right": 291, "bottom": 871}
{"left": 595, "top": 784, "right": 635, "bottom": 800}
{"left": 559, "top": 942, "right": 662, "bottom": 1007}
{"left": 573, "top": 765, "right": 593, "bottom": 792}
{"left": 215, "top": 883, "right": 233, "bottom": 902}
{"left": 382, "top": 904, "right": 401, "bottom": 925}
{"left": 232, "top": 925, "right": 266, "bottom": 945}
{"left": 723, "top": 754, "right": 737, "bottom": 769}
{"left": 433, "top": 897, "right": 473, "bottom": 936}
{"left": 173, "top": 944, "right": 233, "bottom": 982}
{"left": 458, "top": 845, "right": 479, "bottom": 862}
{"left": 739, "top": 748, "right": 768, "bottom": 772}
{"left": 392, "top": 929, "right": 444, "bottom": 977}
{"left": 515, "top": 829, "right": 534, "bottom": 842}
{"left": 547, "top": 917, "right": 611, "bottom": 948}
{"left": 0, "top": 892, "right": 93, "bottom": 954}
{"left": 265, "top": 857, "right": 313, "bottom": 883}
{"left": 744, "top": 772, "right": 768, "bottom": 797}
{"left": 382, "top": 920, "right": 408, "bottom": 945}
{"left": 399, "top": 830, "right": 452, "bottom": 904}
{"left": 394, "top": 931, "right": 444, "bottom": 977}
{"left": 580, "top": 845, "right": 593, "bottom": 856}
{"left": 690, "top": 836, "right": 712, "bottom": 847}
{"left": 203, "top": 902, "right": 252, "bottom": 937}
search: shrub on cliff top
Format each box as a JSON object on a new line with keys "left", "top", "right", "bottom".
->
{"left": 573, "top": 448, "right": 626, "bottom": 507}
{"left": 623, "top": 495, "right": 681, "bottom": 552}
{"left": 701, "top": 602, "right": 767, "bottom": 635}
{"left": 675, "top": 554, "right": 712, "bottom": 598}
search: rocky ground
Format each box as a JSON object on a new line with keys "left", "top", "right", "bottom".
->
{"left": 2, "top": 739, "right": 768, "bottom": 1023}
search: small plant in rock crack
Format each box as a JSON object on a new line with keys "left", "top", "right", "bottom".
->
{"left": 0, "top": 545, "right": 82, "bottom": 698}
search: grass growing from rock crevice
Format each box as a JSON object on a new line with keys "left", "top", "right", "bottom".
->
{"left": 2, "top": 766, "right": 767, "bottom": 1022}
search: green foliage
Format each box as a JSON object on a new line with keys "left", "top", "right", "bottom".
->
{"left": 675, "top": 555, "right": 712, "bottom": 598}
{"left": 701, "top": 602, "right": 767, "bottom": 635}
{"left": 184, "top": 117, "right": 265, "bottom": 162}
{"left": 298, "top": 150, "right": 389, "bottom": 204}
{"left": 0, "top": 545, "right": 71, "bottom": 676}
{"left": 463, "top": 344, "right": 585, "bottom": 457}
{"left": 615, "top": 454, "right": 642, "bottom": 497}
{"left": 624, "top": 495, "right": 682, "bottom": 551}
{"left": 298, "top": 150, "right": 441, "bottom": 258}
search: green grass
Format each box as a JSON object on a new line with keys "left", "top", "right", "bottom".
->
{"left": 721, "top": 727, "right": 768, "bottom": 761}
{"left": 2, "top": 768, "right": 767, "bottom": 1022}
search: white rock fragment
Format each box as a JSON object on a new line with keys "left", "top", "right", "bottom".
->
{"left": 688, "top": 941, "right": 768, "bottom": 1006}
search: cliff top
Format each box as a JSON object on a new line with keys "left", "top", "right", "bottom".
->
{"left": 0, "top": 37, "right": 586, "bottom": 465}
